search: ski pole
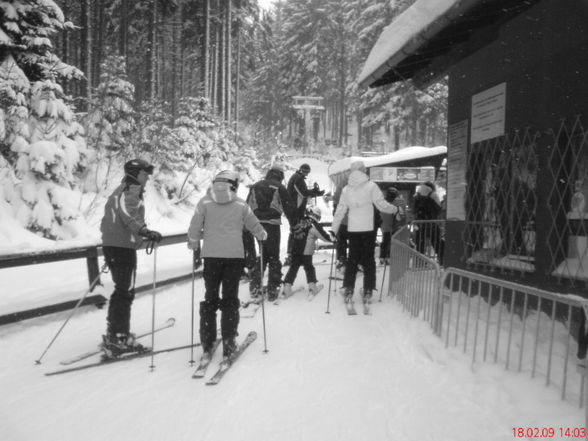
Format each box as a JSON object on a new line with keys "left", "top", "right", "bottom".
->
{"left": 379, "top": 259, "right": 388, "bottom": 302}
{"left": 189, "top": 256, "right": 196, "bottom": 365}
{"left": 35, "top": 262, "right": 108, "bottom": 365}
{"left": 258, "top": 241, "right": 268, "bottom": 353}
{"left": 149, "top": 244, "right": 158, "bottom": 370}
{"left": 326, "top": 242, "right": 336, "bottom": 314}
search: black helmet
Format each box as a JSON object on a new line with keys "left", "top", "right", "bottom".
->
{"left": 299, "top": 163, "right": 311, "bottom": 174}
{"left": 124, "top": 159, "right": 154, "bottom": 177}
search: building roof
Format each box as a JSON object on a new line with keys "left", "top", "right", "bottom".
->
{"left": 358, "top": 0, "right": 539, "bottom": 88}
{"left": 328, "top": 146, "right": 447, "bottom": 178}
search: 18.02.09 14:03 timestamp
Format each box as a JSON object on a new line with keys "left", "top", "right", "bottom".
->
{"left": 513, "top": 427, "right": 586, "bottom": 438}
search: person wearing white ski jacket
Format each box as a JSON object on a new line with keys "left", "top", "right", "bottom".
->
{"left": 331, "top": 160, "right": 402, "bottom": 304}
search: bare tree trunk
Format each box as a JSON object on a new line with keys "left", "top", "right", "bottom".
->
{"left": 225, "top": 0, "right": 232, "bottom": 124}
{"left": 85, "top": 0, "right": 92, "bottom": 103}
{"left": 149, "top": 0, "right": 158, "bottom": 100}
{"left": 234, "top": 0, "right": 241, "bottom": 133}
{"left": 119, "top": 0, "right": 128, "bottom": 58}
{"left": 219, "top": 3, "right": 225, "bottom": 119}
{"left": 202, "top": 0, "right": 210, "bottom": 99}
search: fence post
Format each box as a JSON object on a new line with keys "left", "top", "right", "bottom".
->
{"left": 86, "top": 247, "right": 101, "bottom": 291}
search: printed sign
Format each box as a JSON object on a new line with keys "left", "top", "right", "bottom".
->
{"left": 471, "top": 82, "right": 506, "bottom": 143}
{"left": 370, "top": 166, "right": 435, "bottom": 183}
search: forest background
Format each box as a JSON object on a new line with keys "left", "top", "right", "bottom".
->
{"left": 0, "top": 0, "right": 447, "bottom": 242}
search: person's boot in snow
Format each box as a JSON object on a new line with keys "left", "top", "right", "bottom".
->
{"left": 308, "top": 282, "right": 323, "bottom": 297}
{"left": 101, "top": 332, "right": 146, "bottom": 357}
{"left": 343, "top": 287, "right": 353, "bottom": 304}
{"left": 223, "top": 337, "right": 238, "bottom": 359}
{"left": 266, "top": 285, "right": 279, "bottom": 302}
{"left": 363, "top": 289, "right": 373, "bottom": 304}
{"left": 282, "top": 283, "right": 293, "bottom": 298}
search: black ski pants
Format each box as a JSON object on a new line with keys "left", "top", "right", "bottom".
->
{"left": 343, "top": 230, "right": 378, "bottom": 293}
{"left": 283, "top": 254, "right": 317, "bottom": 285}
{"left": 103, "top": 246, "right": 137, "bottom": 336}
{"left": 249, "top": 223, "right": 282, "bottom": 294}
{"left": 200, "top": 257, "right": 244, "bottom": 351}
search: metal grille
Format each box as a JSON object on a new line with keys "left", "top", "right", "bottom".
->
{"left": 465, "top": 129, "right": 538, "bottom": 275}
{"left": 546, "top": 117, "right": 588, "bottom": 286}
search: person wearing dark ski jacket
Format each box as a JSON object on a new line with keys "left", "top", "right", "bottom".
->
{"left": 285, "top": 163, "right": 325, "bottom": 264}
{"left": 100, "top": 158, "right": 162, "bottom": 356}
{"left": 187, "top": 170, "right": 267, "bottom": 359}
{"left": 331, "top": 160, "right": 402, "bottom": 305}
{"left": 246, "top": 165, "right": 297, "bottom": 301}
{"left": 282, "top": 206, "right": 332, "bottom": 298}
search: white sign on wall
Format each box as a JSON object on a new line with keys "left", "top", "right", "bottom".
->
{"left": 471, "top": 82, "right": 506, "bottom": 143}
{"left": 370, "top": 166, "right": 435, "bottom": 183}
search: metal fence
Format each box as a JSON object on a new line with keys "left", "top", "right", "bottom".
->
{"left": 388, "top": 223, "right": 588, "bottom": 420}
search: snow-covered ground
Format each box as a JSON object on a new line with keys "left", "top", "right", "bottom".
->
{"left": 0, "top": 157, "right": 585, "bottom": 441}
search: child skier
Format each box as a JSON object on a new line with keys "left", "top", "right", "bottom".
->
{"left": 282, "top": 206, "right": 332, "bottom": 298}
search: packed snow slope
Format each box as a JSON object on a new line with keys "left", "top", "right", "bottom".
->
{"left": 0, "top": 156, "right": 584, "bottom": 441}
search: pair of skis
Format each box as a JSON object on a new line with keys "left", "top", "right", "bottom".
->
{"left": 191, "top": 331, "right": 257, "bottom": 385}
{"left": 344, "top": 298, "right": 371, "bottom": 315}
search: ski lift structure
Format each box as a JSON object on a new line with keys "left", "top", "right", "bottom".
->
{"left": 292, "top": 96, "right": 325, "bottom": 154}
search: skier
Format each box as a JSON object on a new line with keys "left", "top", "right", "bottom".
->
{"left": 379, "top": 187, "right": 406, "bottom": 264}
{"left": 187, "top": 170, "right": 267, "bottom": 359}
{"left": 282, "top": 206, "right": 332, "bottom": 298}
{"left": 331, "top": 160, "right": 402, "bottom": 305}
{"left": 285, "top": 163, "right": 325, "bottom": 265}
{"left": 246, "top": 165, "right": 298, "bottom": 302}
{"left": 412, "top": 181, "right": 443, "bottom": 262}
{"left": 100, "top": 158, "right": 163, "bottom": 356}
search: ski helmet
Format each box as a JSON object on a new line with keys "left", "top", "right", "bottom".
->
{"left": 124, "top": 159, "right": 154, "bottom": 177}
{"left": 213, "top": 170, "right": 239, "bottom": 191}
{"left": 306, "top": 205, "right": 321, "bottom": 222}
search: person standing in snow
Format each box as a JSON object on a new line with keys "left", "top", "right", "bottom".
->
{"left": 187, "top": 170, "right": 267, "bottom": 359}
{"left": 100, "top": 159, "right": 162, "bottom": 355}
{"left": 285, "top": 163, "right": 325, "bottom": 265}
{"left": 282, "top": 206, "right": 333, "bottom": 298}
{"left": 246, "top": 165, "right": 298, "bottom": 302}
{"left": 379, "top": 187, "right": 406, "bottom": 264}
{"left": 331, "top": 160, "right": 402, "bottom": 304}
{"left": 412, "top": 181, "right": 443, "bottom": 262}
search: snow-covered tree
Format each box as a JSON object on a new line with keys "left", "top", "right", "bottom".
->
{"left": 0, "top": 0, "right": 87, "bottom": 239}
{"left": 85, "top": 55, "right": 136, "bottom": 156}
{"left": 12, "top": 80, "right": 90, "bottom": 239}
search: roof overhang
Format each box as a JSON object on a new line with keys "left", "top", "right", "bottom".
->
{"left": 358, "top": 0, "right": 540, "bottom": 89}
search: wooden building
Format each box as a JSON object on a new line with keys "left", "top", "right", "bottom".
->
{"left": 359, "top": 0, "right": 588, "bottom": 297}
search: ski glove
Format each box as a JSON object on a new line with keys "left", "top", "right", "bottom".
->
{"left": 193, "top": 248, "right": 202, "bottom": 271}
{"left": 311, "top": 183, "right": 325, "bottom": 197}
{"left": 140, "top": 227, "right": 163, "bottom": 243}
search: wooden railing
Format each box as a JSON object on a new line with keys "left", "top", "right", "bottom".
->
{"left": 0, "top": 233, "right": 192, "bottom": 326}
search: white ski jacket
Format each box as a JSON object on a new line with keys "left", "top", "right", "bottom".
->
{"left": 331, "top": 170, "right": 399, "bottom": 234}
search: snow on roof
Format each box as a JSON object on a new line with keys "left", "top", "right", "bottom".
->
{"left": 358, "top": 0, "right": 462, "bottom": 88}
{"left": 328, "top": 146, "right": 447, "bottom": 177}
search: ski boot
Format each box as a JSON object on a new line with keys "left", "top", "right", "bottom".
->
{"left": 308, "top": 282, "right": 323, "bottom": 297}
{"left": 249, "top": 286, "right": 263, "bottom": 304}
{"left": 266, "top": 286, "right": 279, "bottom": 302}
{"left": 362, "top": 289, "right": 373, "bottom": 305}
{"left": 282, "top": 283, "right": 293, "bottom": 298}
{"left": 343, "top": 287, "right": 353, "bottom": 304}
{"left": 101, "top": 332, "right": 147, "bottom": 359}
{"left": 223, "top": 337, "right": 238, "bottom": 359}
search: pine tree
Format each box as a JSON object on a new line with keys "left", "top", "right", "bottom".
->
{"left": 0, "top": 0, "right": 87, "bottom": 239}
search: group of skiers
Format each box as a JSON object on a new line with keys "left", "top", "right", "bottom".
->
{"left": 98, "top": 159, "right": 327, "bottom": 361}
